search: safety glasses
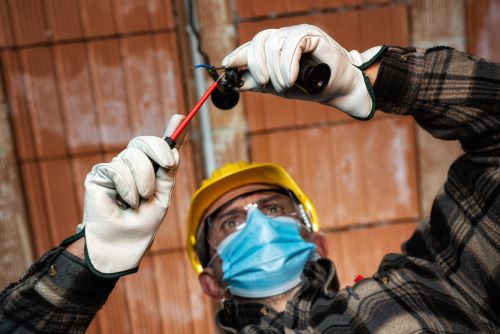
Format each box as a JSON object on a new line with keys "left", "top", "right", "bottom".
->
{"left": 196, "top": 188, "right": 313, "bottom": 267}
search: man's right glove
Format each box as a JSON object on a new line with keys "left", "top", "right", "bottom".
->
{"left": 222, "top": 24, "right": 386, "bottom": 120}
{"left": 62, "top": 114, "right": 185, "bottom": 278}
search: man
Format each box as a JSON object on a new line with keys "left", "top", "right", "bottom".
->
{"left": 0, "top": 24, "right": 498, "bottom": 333}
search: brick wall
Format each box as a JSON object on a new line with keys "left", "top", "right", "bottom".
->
{"left": 0, "top": 1, "right": 215, "bottom": 332}
{"left": 0, "top": 1, "right": 498, "bottom": 333}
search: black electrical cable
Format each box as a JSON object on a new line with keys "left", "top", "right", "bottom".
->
{"left": 186, "top": 0, "right": 212, "bottom": 65}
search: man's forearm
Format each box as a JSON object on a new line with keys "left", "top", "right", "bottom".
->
{"left": 0, "top": 247, "right": 116, "bottom": 333}
{"left": 373, "top": 46, "right": 499, "bottom": 145}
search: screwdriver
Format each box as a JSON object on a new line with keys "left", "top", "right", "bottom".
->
{"left": 115, "top": 74, "right": 223, "bottom": 210}
{"left": 116, "top": 58, "right": 331, "bottom": 209}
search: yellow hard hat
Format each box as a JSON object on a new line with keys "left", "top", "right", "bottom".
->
{"left": 186, "top": 161, "right": 319, "bottom": 273}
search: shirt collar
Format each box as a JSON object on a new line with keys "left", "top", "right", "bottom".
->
{"left": 215, "top": 258, "right": 339, "bottom": 332}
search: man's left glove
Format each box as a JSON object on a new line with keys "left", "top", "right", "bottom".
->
{"left": 62, "top": 114, "right": 185, "bottom": 278}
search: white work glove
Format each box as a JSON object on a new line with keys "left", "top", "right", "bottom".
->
{"left": 222, "top": 24, "right": 386, "bottom": 119}
{"left": 62, "top": 114, "right": 185, "bottom": 278}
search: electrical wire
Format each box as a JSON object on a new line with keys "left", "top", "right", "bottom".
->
{"left": 192, "top": 64, "right": 215, "bottom": 70}
{"left": 186, "top": 0, "right": 211, "bottom": 65}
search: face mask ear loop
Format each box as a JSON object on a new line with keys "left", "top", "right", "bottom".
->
{"left": 206, "top": 252, "right": 231, "bottom": 298}
{"left": 206, "top": 248, "right": 220, "bottom": 269}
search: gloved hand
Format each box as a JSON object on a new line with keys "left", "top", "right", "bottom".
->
{"left": 62, "top": 114, "right": 185, "bottom": 278}
{"left": 222, "top": 24, "right": 386, "bottom": 119}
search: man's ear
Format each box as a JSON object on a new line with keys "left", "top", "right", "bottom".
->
{"left": 313, "top": 231, "right": 329, "bottom": 258}
{"left": 198, "top": 268, "right": 225, "bottom": 300}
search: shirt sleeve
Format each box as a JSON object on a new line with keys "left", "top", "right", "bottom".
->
{"left": 0, "top": 247, "right": 117, "bottom": 333}
{"left": 373, "top": 46, "right": 500, "bottom": 322}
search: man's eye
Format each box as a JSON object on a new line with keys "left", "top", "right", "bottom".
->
{"left": 221, "top": 219, "right": 238, "bottom": 231}
{"left": 265, "top": 205, "right": 283, "bottom": 216}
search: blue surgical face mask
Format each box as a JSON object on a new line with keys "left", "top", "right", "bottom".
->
{"left": 210, "top": 207, "right": 317, "bottom": 298}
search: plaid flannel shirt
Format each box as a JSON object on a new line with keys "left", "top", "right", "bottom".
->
{"left": 1, "top": 46, "right": 499, "bottom": 333}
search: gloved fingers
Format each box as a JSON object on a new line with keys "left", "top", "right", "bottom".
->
{"left": 238, "top": 71, "right": 264, "bottom": 91}
{"left": 163, "top": 114, "right": 187, "bottom": 148}
{"left": 86, "top": 160, "right": 140, "bottom": 209}
{"left": 153, "top": 154, "right": 178, "bottom": 208}
{"left": 247, "top": 29, "right": 276, "bottom": 86}
{"left": 128, "top": 136, "right": 179, "bottom": 169}
{"left": 265, "top": 29, "right": 288, "bottom": 92}
{"left": 117, "top": 147, "right": 156, "bottom": 199}
{"left": 279, "top": 25, "right": 323, "bottom": 88}
{"left": 221, "top": 41, "right": 250, "bottom": 68}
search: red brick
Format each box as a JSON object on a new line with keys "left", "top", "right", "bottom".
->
{"left": 0, "top": 51, "right": 36, "bottom": 160}
{"left": 120, "top": 35, "right": 165, "bottom": 136}
{"left": 43, "top": 0, "right": 83, "bottom": 41}
{"left": 113, "top": 0, "right": 150, "bottom": 33}
{"left": 38, "top": 158, "right": 80, "bottom": 242}
{"left": 88, "top": 39, "right": 132, "bottom": 152}
{"left": 80, "top": 0, "right": 117, "bottom": 37}
{"left": 153, "top": 32, "right": 185, "bottom": 122}
{"left": 20, "top": 47, "right": 67, "bottom": 158}
{"left": 8, "top": 0, "right": 47, "bottom": 45}
{"left": 467, "top": 0, "right": 500, "bottom": 62}
{"left": 70, "top": 154, "right": 103, "bottom": 217}
{"left": 20, "top": 162, "right": 52, "bottom": 256}
{"left": 153, "top": 252, "right": 216, "bottom": 333}
{"left": 0, "top": 0, "right": 13, "bottom": 47}
{"left": 359, "top": 5, "right": 409, "bottom": 49}
{"left": 149, "top": 0, "right": 175, "bottom": 30}
{"left": 53, "top": 43, "right": 101, "bottom": 154}
{"left": 95, "top": 280, "right": 133, "bottom": 334}
{"left": 123, "top": 256, "right": 163, "bottom": 334}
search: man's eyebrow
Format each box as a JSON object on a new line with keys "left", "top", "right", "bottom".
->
{"left": 256, "top": 193, "right": 288, "bottom": 205}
